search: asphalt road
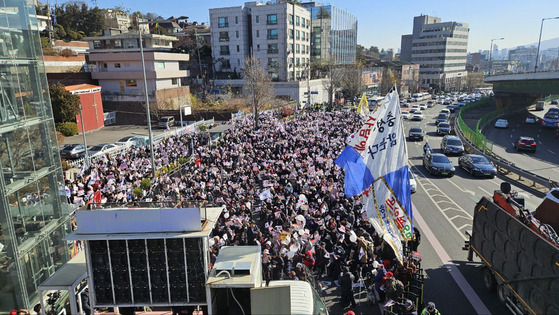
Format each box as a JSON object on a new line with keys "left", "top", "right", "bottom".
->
{"left": 482, "top": 104, "right": 559, "bottom": 181}
{"left": 402, "top": 100, "right": 545, "bottom": 314}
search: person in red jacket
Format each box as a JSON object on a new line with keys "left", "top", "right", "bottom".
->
{"left": 303, "top": 250, "right": 315, "bottom": 269}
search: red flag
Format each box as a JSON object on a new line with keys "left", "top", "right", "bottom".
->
{"left": 93, "top": 190, "right": 102, "bottom": 203}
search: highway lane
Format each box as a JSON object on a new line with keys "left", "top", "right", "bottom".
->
{"left": 483, "top": 105, "right": 559, "bottom": 181}
{"left": 402, "top": 99, "right": 544, "bottom": 314}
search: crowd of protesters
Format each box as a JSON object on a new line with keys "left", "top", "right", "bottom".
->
{"left": 67, "top": 109, "right": 430, "bottom": 314}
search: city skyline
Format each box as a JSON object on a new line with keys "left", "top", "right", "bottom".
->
{"left": 88, "top": 0, "right": 559, "bottom": 52}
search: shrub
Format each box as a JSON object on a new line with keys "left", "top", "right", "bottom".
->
{"left": 179, "top": 157, "right": 189, "bottom": 164}
{"left": 198, "top": 125, "right": 207, "bottom": 131}
{"left": 139, "top": 178, "right": 151, "bottom": 190}
{"left": 133, "top": 187, "right": 143, "bottom": 197}
{"left": 56, "top": 122, "right": 78, "bottom": 136}
{"left": 60, "top": 48, "right": 74, "bottom": 57}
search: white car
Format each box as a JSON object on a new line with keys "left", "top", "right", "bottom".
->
{"left": 409, "top": 171, "right": 417, "bottom": 193}
{"left": 401, "top": 111, "right": 410, "bottom": 120}
{"left": 411, "top": 111, "right": 423, "bottom": 121}
{"left": 440, "top": 109, "right": 451, "bottom": 116}
{"left": 436, "top": 99, "right": 444, "bottom": 104}
{"left": 525, "top": 117, "right": 536, "bottom": 124}
{"left": 419, "top": 104, "right": 427, "bottom": 110}
{"left": 410, "top": 105, "right": 420, "bottom": 113}
{"left": 115, "top": 136, "right": 138, "bottom": 146}
{"left": 494, "top": 119, "right": 509, "bottom": 128}
{"left": 87, "top": 143, "right": 117, "bottom": 157}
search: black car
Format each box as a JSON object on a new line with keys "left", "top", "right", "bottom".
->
{"left": 437, "top": 122, "right": 451, "bottom": 135}
{"left": 408, "top": 127, "right": 424, "bottom": 141}
{"left": 458, "top": 154, "right": 497, "bottom": 178}
{"left": 423, "top": 152, "right": 455, "bottom": 177}
{"left": 440, "top": 135, "right": 464, "bottom": 155}
{"left": 60, "top": 144, "right": 86, "bottom": 160}
{"left": 435, "top": 113, "right": 449, "bottom": 125}
{"left": 446, "top": 104, "right": 458, "bottom": 113}
{"left": 514, "top": 136, "right": 537, "bottom": 152}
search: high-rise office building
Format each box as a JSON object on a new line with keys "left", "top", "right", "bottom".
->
{"left": 401, "top": 15, "right": 469, "bottom": 91}
{"left": 210, "top": 1, "right": 311, "bottom": 81}
{"left": 302, "top": 2, "right": 358, "bottom": 65}
{"left": 0, "top": 0, "right": 72, "bottom": 311}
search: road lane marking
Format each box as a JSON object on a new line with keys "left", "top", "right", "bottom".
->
{"left": 414, "top": 207, "right": 491, "bottom": 315}
{"left": 547, "top": 149, "right": 556, "bottom": 155}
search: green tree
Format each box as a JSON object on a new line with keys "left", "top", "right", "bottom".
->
{"left": 53, "top": 24, "right": 66, "bottom": 39}
{"left": 356, "top": 44, "right": 366, "bottom": 64}
{"left": 49, "top": 83, "right": 80, "bottom": 123}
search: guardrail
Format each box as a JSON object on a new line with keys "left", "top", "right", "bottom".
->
{"left": 453, "top": 102, "right": 556, "bottom": 195}
{"left": 66, "top": 119, "right": 215, "bottom": 169}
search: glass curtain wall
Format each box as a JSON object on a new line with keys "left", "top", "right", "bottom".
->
{"left": 0, "top": 0, "right": 71, "bottom": 311}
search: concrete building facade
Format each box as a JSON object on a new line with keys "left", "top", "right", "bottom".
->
{"left": 401, "top": 15, "right": 469, "bottom": 92}
{"left": 84, "top": 31, "right": 190, "bottom": 123}
{"left": 0, "top": 0, "right": 72, "bottom": 311}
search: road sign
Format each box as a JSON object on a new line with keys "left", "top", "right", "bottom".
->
{"left": 311, "top": 91, "right": 318, "bottom": 95}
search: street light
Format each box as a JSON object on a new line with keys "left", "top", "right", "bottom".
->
{"left": 489, "top": 37, "right": 504, "bottom": 75}
{"left": 535, "top": 17, "right": 559, "bottom": 72}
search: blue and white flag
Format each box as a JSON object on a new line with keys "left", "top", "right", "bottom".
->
{"left": 336, "top": 88, "right": 412, "bottom": 262}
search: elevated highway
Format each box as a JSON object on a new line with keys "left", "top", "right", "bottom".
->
{"left": 484, "top": 71, "right": 559, "bottom": 108}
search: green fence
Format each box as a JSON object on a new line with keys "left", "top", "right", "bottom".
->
{"left": 457, "top": 98, "right": 500, "bottom": 154}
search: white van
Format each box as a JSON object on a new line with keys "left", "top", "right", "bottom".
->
{"left": 158, "top": 116, "right": 175, "bottom": 129}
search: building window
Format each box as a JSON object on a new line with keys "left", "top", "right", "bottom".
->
{"left": 255, "top": 15, "right": 259, "bottom": 23}
{"left": 296, "top": 44, "right": 300, "bottom": 53}
{"left": 172, "top": 78, "right": 178, "bottom": 85}
{"left": 237, "top": 45, "right": 240, "bottom": 52}
{"left": 114, "top": 40, "right": 122, "bottom": 48}
{"left": 219, "top": 31, "right": 229, "bottom": 42}
{"left": 267, "top": 14, "right": 277, "bottom": 25}
{"left": 296, "top": 58, "right": 300, "bottom": 66}
{"left": 221, "top": 59, "right": 231, "bottom": 69}
{"left": 93, "top": 40, "right": 101, "bottom": 48}
{"left": 257, "top": 44, "right": 260, "bottom": 52}
{"left": 296, "top": 16, "right": 300, "bottom": 26}
{"left": 256, "top": 30, "right": 259, "bottom": 38}
{"left": 290, "top": 44, "right": 294, "bottom": 53}
{"left": 157, "top": 61, "right": 165, "bottom": 69}
{"left": 296, "top": 30, "right": 300, "bottom": 40}
{"left": 268, "top": 44, "right": 278, "bottom": 54}
{"left": 235, "top": 16, "right": 238, "bottom": 24}
{"left": 289, "top": 14, "right": 294, "bottom": 25}
{"left": 103, "top": 63, "right": 107, "bottom": 68}
{"left": 218, "top": 17, "right": 228, "bottom": 28}
{"left": 289, "top": 29, "right": 294, "bottom": 39}
{"left": 126, "top": 79, "right": 137, "bottom": 87}
{"left": 301, "top": 18, "right": 305, "bottom": 28}
{"left": 267, "top": 29, "right": 278, "bottom": 40}
{"left": 290, "top": 57, "right": 294, "bottom": 65}
{"left": 268, "top": 57, "right": 278, "bottom": 68}
{"left": 115, "top": 63, "right": 121, "bottom": 68}
{"left": 220, "top": 45, "right": 230, "bottom": 55}
{"left": 236, "top": 30, "right": 239, "bottom": 38}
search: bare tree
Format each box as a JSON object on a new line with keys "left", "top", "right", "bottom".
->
{"left": 320, "top": 57, "right": 344, "bottom": 107}
{"left": 242, "top": 54, "right": 274, "bottom": 129}
{"left": 341, "top": 63, "right": 364, "bottom": 103}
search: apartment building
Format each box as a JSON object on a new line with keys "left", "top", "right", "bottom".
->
{"left": 0, "top": 0, "right": 73, "bottom": 311}
{"left": 84, "top": 30, "right": 190, "bottom": 123}
{"left": 103, "top": 9, "right": 131, "bottom": 32}
{"left": 401, "top": 15, "right": 469, "bottom": 92}
{"left": 302, "top": 2, "right": 358, "bottom": 65}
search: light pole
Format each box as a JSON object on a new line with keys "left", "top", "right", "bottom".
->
{"left": 535, "top": 17, "right": 559, "bottom": 72}
{"left": 78, "top": 103, "right": 89, "bottom": 166}
{"left": 489, "top": 37, "right": 504, "bottom": 75}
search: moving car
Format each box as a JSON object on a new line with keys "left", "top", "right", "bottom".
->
{"left": 426, "top": 101, "right": 434, "bottom": 108}
{"left": 437, "top": 122, "right": 451, "bottom": 135}
{"left": 60, "top": 144, "right": 86, "bottom": 160}
{"left": 440, "top": 135, "right": 464, "bottom": 155}
{"left": 525, "top": 116, "right": 536, "bottom": 124}
{"left": 410, "top": 110, "right": 423, "bottom": 121}
{"left": 419, "top": 104, "right": 427, "bottom": 110}
{"left": 435, "top": 113, "right": 449, "bottom": 125}
{"left": 458, "top": 154, "right": 497, "bottom": 178}
{"left": 409, "top": 171, "right": 417, "bottom": 193}
{"left": 514, "top": 136, "right": 537, "bottom": 152}
{"left": 408, "top": 126, "right": 424, "bottom": 141}
{"left": 401, "top": 111, "right": 410, "bottom": 120}
{"left": 423, "top": 152, "right": 455, "bottom": 177}
{"left": 409, "top": 105, "right": 420, "bottom": 113}
{"left": 87, "top": 143, "right": 117, "bottom": 157}
{"left": 494, "top": 119, "right": 509, "bottom": 128}
{"left": 440, "top": 109, "right": 451, "bottom": 116}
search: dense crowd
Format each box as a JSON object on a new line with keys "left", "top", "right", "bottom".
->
{"left": 68, "top": 110, "right": 428, "bottom": 314}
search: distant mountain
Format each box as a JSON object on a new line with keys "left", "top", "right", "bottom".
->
{"left": 514, "top": 37, "right": 559, "bottom": 50}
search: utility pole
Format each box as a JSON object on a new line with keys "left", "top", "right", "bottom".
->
{"left": 195, "top": 28, "right": 205, "bottom": 97}
{"left": 307, "top": 64, "right": 311, "bottom": 107}
{"left": 78, "top": 103, "right": 89, "bottom": 166}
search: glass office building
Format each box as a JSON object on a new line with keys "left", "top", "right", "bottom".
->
{"left": 303, "top": 3, "right": 357, "bottom": 65}
{"left": 0, "top": 0, "right": 71, "bottom": 311}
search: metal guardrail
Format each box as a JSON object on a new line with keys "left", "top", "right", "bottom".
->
{"left": 66, "top": 119, "right": 215, "bottom": 169}
{"left": 453, "top": 105, "right": 556, "bottom": 195}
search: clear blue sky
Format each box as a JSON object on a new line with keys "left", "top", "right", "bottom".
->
{"left": 91, "top": 0, "right": 559, "bottom": 52}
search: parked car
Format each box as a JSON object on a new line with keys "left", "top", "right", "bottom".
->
{"left": 514, "top": 136, "right": 537, "bottom": 152}
{"left": 87, "top": 143, "right": 117, "bottom": 157}
{"left": 158, "top": 116, "right": 175, "bottom": 129}
{"left": 458, "top": 154, "right": 497, "bottom": 178}
{"left": 435, "top": 113, "right": 449, "bottom": 125}
{"left": 437, "top": 122, "right": 451, "bottom": 135}
{"left": 494, "top": 119, "right": 509, "bottom": 128}
{"left": 440, "top": 135, "right": 464, "bottom": 155}
{"left": 409, "top": 171, "right": 417, "bottom": 193}
{"left": 115, "top": 136, "right": 138, "bottom": 146}
{"left": 60, "top": 144, "right": 86, "bottom": 160}
{"left": 551, "top": 99, "right": 559, "bottom": 105}
{"left": 408, "top": 126, "right": 424, "bottom": 141}
{"left": 410, "top": 110, "right": 423, "bottom": 121}
{"left": 423, "top": 152, "right": 455, "bottom": 177}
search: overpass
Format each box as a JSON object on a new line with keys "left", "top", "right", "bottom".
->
{"left": 484, "top": 71, "right": 559, "bottom": 108}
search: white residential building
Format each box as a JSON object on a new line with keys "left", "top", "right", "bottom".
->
{"left": 401, "top": 15, "right": 469, "bottom": 92}
{"left": 84, "top": 31, "right": 190, "bottom": 123}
